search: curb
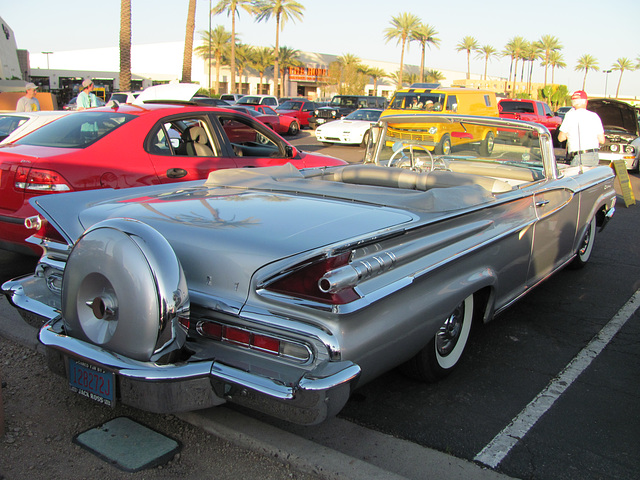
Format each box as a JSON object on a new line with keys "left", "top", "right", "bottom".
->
{"left": 0, "top": 297, "right": 512, "bottom": 480}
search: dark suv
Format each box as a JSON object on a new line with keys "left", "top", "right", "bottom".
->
{"left": 309, "top": 95, "right": 387, "bottom": 129}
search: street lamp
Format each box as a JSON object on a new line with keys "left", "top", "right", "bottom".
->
{"left": 603, "top": 70, "right": 612, "bottom": 98}
{"left": 42, "top": 51, "right": 53, "bottom": 69}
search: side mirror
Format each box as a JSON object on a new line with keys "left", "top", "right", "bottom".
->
{"left": 285, "top": 145, "right": 294, "bottom": 158}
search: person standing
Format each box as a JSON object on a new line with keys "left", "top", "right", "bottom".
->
{"left": 15, "top": 83, "right": 41, "bottom": 112}
{"left": 557, "top": 90, "right": 605, "bottom": 167}
{"left": 76, "top": 78, "right": 98, "bottom": 110}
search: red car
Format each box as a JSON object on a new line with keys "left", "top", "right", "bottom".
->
{"left": 231, "top": 105, "right": 300, "bottom": 136}
{"left": 276, "top": 100, "right": 318, "bottom": 128}
{"left": 498, "top": 99, "right": 562, "bottom": 137}
{"left": 0, "top": 102, "right": 344, "bottom": 254}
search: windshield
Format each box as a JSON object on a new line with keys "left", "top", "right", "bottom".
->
{"left": 15, "top": 112, "right": 134, "bottom": 148}
{"left": 0, "top": 115, "right": 28, "bottom": 139}
{"left": 389, "top": 93, "right": 446, "bottom": 111}
{"left": 344, "top": 109, "right": 381, "bottom": 121}
{"left": 329, "top": 97, "right": 359, "bottom": 107}
{"left": 277, "top": 101, "right": 302, "bottom": 110}
{"left": 370, "top": 119, "right": 546, "bottom": 186}
{"left": 237, "top": 96, "right": 262, "bottom": 105}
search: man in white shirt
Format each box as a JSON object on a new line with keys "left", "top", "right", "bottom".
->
{"left": 558, "top": 90, "right": 605, "bottom": 167}
{"left": 15, "top": 83, "right": 41, "bottom": 112}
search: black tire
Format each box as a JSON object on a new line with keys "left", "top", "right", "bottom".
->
{"left": 402, "top": 294, "right": 474, "bottom": 382}
{"left": 479, "top": 131, "right": 495, "bottom": 156}
{"left": 288, "top": 121, "right": 300, "bottom": 136}
{"left": 569, "top": 216, "right": 597, "bottom": 269}
{"left": 435, "top": 134, "right": 451, "bottom": 155}
{"left": 361, "top": 130, "right": 371, "bottom": 147}
{"left": 62, "top": 219, "right": 189, "bottom": 362}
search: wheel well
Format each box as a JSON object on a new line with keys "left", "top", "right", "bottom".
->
{"left": 473, "top": 286, "right": 493, "bottom": 325}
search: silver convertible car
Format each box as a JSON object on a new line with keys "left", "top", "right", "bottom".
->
{"left": 3, "top": 113, "right": 616, "bottom": 425}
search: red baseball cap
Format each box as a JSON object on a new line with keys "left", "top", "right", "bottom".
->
{"left": 571, "top": 90, "right": 588, "bottom": 100}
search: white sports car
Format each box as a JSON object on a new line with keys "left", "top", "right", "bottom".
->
{"left": 315, "top": 108, "right": 382, "bottom": 146}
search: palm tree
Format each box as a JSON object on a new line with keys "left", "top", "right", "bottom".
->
{"left": 212, "top": 0, "right": 254, "bottom": 94}
{"left": 119, "top": 0, "right": 131, "bottom": 92}
{"left": 503, "top": 36, "right": 526, "bottom": 97}
{"left": 254, "top": 0, "right": 305, "bottom": 97}
{"left": 527, "top": 42, "right": 543, "bottom": 94}
{"left": 277, "top": 45, "right": 302, "bottom": 97}
{"left": 410, "top": 23, "right": 440, "bottom": 83}
{"left": 538, "top": 35, "right": 562, "bottom": 86}
{"left": 194, "top": 26, "right": 231, "bottom": 94}
{"left": 425, "top": 69, "right": 444, "bottom": 83}
{"left": 181, "top": 0, "right": 197, "bottom": 83}
{"left": 575, "top": 54, "right": 599, "bottom": 90}
{"left": 384, "top": 12, "right": 422, "bottom": 88}
{"left": 250, "top": 46, "right": 274, "bottom": 94}
{"left": 611, "top": 57, "right": 636, "bottom": 98}
{"left": 455, "top": 36, "right": 479, "bottom": 80}
{"left": 363, "top": 66, "right": 387, "bottom": 96}
{"left": 546, "top": 50, "right": 566, "bottom": 84}
{"left": 475, "top": 45, "right": 497, "bottom": 80}
{"left": 233, "top": 43, "right": 253, "bottom": 93}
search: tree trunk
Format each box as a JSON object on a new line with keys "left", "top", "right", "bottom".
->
{"left": 119, "top": 0, "right": 132, "bottom": 92}
{"left": 181, "top": 0, "right": 196, "bottom": 83}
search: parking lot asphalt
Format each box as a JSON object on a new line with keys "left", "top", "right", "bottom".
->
{"left": 0, "top": 287, "right": 511, "bottom": 480}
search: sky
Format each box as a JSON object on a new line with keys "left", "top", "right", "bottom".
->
{"left": 3, "top": 0, "right": 639, "bottom": 97}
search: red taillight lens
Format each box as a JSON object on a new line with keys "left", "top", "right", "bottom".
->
{"left": 224, "top": 326, "right": 251, "bottom": 346}
{"left": 267, "top": 252, "right": 360, "bottom": 305}
{"left": 252, "top": 334, "right": 280, "bottom": 355}
{"left": 15, "top": 166, "right": 71, "bottom": 192}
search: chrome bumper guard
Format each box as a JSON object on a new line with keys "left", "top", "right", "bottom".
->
{"left": 39, "top": 317, "right": 361, "bottom": 425}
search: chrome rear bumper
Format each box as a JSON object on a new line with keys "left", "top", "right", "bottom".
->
{"left": 39, "top": 317, "right": 360, "bottom": 425}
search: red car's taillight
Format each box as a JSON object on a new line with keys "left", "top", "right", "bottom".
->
{"left": 15, "top": 166, "right": 71, "bottom": 192}
{"left": 266, "top": 252, "right": 360, "bottom": 305}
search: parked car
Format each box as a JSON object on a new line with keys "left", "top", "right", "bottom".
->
{"left": 498, "top": 98, "right": 562, "bottom": 144}
{"left": 236, "top": 95, "right": 279, "bottom": 107}
{"left": 192, "top": 96, "right": 231, "bottom": 107}
{"left": 309, "top": 95, "right": 387, "bottom": 129}
{"left": 0, "top": 84, "right": 343, "bottom": 255}
{"left": 555, "top": 106, "right": 572, "bottom": 120}
{"left": 62, "top": 95, "right": 106, "bottom": 110}
{"left": 587, "top": 98, "right": 640, "bottom": 171}
{"left": 275, "top": 100, "right": 318, "bottom": 128}
{"left": 0, "top": 111, "right": 72, "bottom": 145}
{"left": 219, "top": 93, "right": 245, "bottom": 104}
{"left": 224, "top": 105, "right": 300, "bottom": 136}
{"left": 385, "top": 84, "right": 497, "bottom": 118}
{"left": 108, "top": 91, "right": 144, "bottom": 104}
{"left": 315, "top": 108, "right": 382, "bottom": 146}
{"left": 2, "top": 113, "right": 615, "bottom": 425}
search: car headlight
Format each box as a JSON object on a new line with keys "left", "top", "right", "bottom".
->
{"left": 331, "top": 110, "right": 337, "bottom": 117}
{"left": 314, "top": 110, "right": 319, "bottom": 115}
{"left": 624, "top": 145, "right": 636, "bottom": 154}
{"left": 428, "top": 126, "right": 438, "bottom": 134}
{"left": 610, "top": 144, "right": 619, "bottom": 152}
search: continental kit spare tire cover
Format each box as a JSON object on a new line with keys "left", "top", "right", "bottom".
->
{"left": 61, "top": 218, "right": 189, "bottom": 362}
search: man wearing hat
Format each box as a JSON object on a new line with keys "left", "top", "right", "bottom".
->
{"left": 15, "top": 82, "right": 41, "bottom": 112}
{"left": 558, "top": 90, "right": 604, "bottom": 167}
{"left": 77, "top": 78, "right": 98, "bottom": 110}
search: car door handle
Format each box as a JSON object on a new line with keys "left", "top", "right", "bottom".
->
{"left": 535, "top": 199, "right": 550, "bottom": 207}
{"left": 167, "top": 168, "right": 188, "bottom": 179}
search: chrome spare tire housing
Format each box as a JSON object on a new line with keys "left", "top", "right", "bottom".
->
{"left": 61, "top": 218, "right": 189, "bottom": 362}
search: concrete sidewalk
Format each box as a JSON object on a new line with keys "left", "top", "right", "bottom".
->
{"left": 0, "top": 297, "right": 513, "bottom": 480}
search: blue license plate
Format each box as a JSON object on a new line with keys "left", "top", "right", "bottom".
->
{"left": 68, "top": 358, "right": 115, "bottom": 407}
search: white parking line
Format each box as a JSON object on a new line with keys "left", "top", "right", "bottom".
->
{"left": 474, "top": 289, "right": 640, "bottom": 469}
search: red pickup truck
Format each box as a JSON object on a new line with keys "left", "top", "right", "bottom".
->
{"left": 498, "top": 99, "right": 562, "bottom": 140}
